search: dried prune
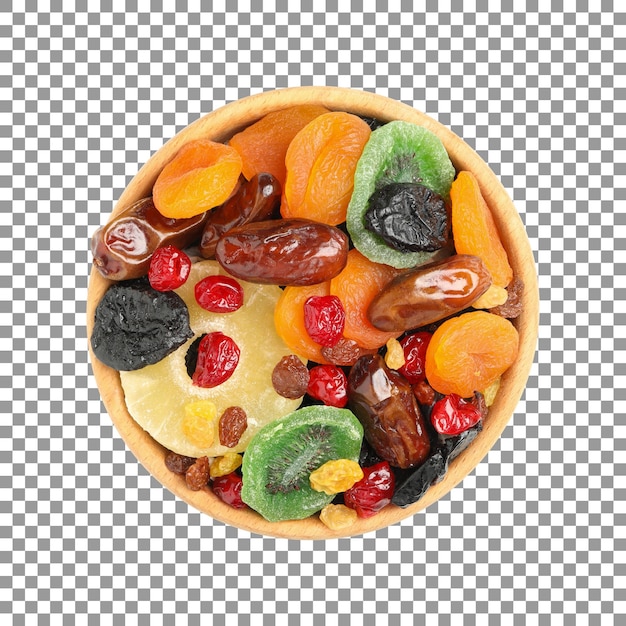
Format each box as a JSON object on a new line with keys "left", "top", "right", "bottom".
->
{"left": 91, "top": 277, "right": 193, "bottom": 371}
{"left": 391, "top": 420, "right": 483, "bottom": 508}
{"left": 364, "top": 182, "right": 449, "bottom": 253}
{"left": 348, "top": 354, "right": 431, "bottom": 469}
{"left": 199, "top": 173, "right": 281, "bottom": 258}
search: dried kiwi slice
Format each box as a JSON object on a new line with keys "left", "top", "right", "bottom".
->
{"left": 241, "top": 406, "right": 364, "bottom": 522}
{"left": 346, "top": 121, "right": 455, "bottom": 269}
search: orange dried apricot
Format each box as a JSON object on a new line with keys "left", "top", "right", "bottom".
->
{"left": 330, "top": 249, "right": 401, "bottom": 350}
{"left": 450, "top": 171, "right": 513, "bottom": 289}
{"left": 425, "top": 310, "right": 519, "bottom": 398}
{"left": 282, "top": 112, "right": 371, "bottom": 226}
{"left": 274, "top": 282, "right": 331, "bottom": 364}
{"left": 229, "top": 104, "right": 329, "bottom": 186}
{"left": 153, "top": 139, "right": 242, "bottom": 219}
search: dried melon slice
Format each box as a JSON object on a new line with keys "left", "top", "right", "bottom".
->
{"left": 120, "top": 260, "right": 303, "bottom": 458}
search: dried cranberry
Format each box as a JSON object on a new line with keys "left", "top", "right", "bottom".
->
{"left": 212, "top": 472, "right": 247, "bottom": 509}
{"left": 343, "top": 461, "right": 395, "bottom": 518}
{"left": 430, "top": 393, "right": 482, "bottom": 436}
{"left": 398, "top": 332, "right": 432, "bottom": 384}
{"left": 192, "top": 332, "right": 240, "bottom": 388}
{"left": 148, "top": 245, "right": 192, "bottom": 291}
{"left": 303, "top": 295, "right": 345, "bottom": 347}
{"left": 307, "top": 364, "right": 348, "bottom": 408}
{"left": 194, "top": 275, "right": 244, "bottom": 313}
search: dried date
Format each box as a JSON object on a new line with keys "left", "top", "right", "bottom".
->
{"left": 215, "top": 218, "right": 349, "bottom": 286}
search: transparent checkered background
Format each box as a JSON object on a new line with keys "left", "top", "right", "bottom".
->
{"left": 3, "top": 2, "right": 624, "bottom": 623}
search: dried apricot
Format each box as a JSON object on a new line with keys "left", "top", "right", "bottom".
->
{"left": 229, "top": 104, "right": 329, "bottom": 186}
{"left": 274, "top": 282, "right": 331, "bottom": 364}
{"left": 329, "top": 250, "right": 400, "bottom": 350}
{"left": 282, "top": 112, "right": 371, "bottom": 226}
{"left": 450, "top": 171, "right": 513, "bottom": 289}
{"left": 153, "top": 139, "right": 242, "bottom": 219}
{"left": 425, "top": 310, "right": 519, "bottom": 398}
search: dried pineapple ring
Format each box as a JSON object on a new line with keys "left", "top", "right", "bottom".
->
{"left": 120, "top": 260, "right": 303, "bottom": 458}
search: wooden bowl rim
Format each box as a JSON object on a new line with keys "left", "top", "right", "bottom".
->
{"left": 86, "top": 86, "right": 539, "bottom": 539}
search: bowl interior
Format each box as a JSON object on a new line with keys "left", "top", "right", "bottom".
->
{"left": 86, "top": 87, "right": 539, "bottom": 539}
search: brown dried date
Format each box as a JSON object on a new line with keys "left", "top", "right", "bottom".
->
{"left": 91, "top": 197, "right": 208, "bottom": 281}
{"left": 215, "top": 218, "right": 349, "bottom": 286}
{"left": 348, "top": 354, "right": 431, "bottom": 469}
{"left": 199, "top": 173, "right": 281, "bottom": 258}
{"left": 367, "top": 254, "right": 492, "bottom": 332}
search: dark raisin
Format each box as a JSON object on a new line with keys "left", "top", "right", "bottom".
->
{"left": 164, "top": 451, "right": 196, "bottom": 475}
{"left": 91, "top": 277, "right": 193, "bottom": 371}
{"left": 219, "top": 406, "right": 248, "bottom": 448}
{"left": 185, "top": 334, "right": 206, "bottom": 378}
{"left": 490, "top": 276, "right": 524, "bottom": 319}
{"left": 185, "top": 456, "right": 210, "bottom": 491}
{"left": 271, "top": 355, "right": 310, "bottom": 399}
{"left": 364, "top": 182, "right": 449, "bottom": 253}
{"left": 360, "top": 116, "right": 386, "bottom": 131}
{"left": 320, "top": 337, "right": 377, "bottom": 367}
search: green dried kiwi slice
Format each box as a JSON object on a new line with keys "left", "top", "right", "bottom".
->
{"left": 346, "top": 120, "right": 456, "bottom": 269}
{"left": 241, "top": 406, "right": 364, "bottom": 522}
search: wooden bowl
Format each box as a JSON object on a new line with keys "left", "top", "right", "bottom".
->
{"left": 87, "top": 87, "right": 539, "bottom": 539}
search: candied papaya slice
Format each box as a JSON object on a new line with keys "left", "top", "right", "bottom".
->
{"left": 330, "top": 249, "right": 401, "bottom": 350}
{"left": 346, "top": 121, "right": 456, "bottom": 269}
{"left": 450, "top": 171, "right": 513, "bottom": 290}
{"left": 153, "top": 139, "right": 242, "bottom": 219}
{"left": 229, "top": 104, "right": 329, "bottom": 186}
{"left": 274, "top": 282, "right": 331, "bottom": 364}
{"left": 425, "top": 310, "right": 519, "bottom": 398}
{"left": 282, "top": 112, "right": 371, "bottom": 226}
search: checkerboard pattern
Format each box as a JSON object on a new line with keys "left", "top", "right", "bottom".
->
{"left": 3, "top": 2, "right": 624, "bottom": 623}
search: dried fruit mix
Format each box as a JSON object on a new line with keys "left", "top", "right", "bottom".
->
{"left": 90, "top": 101, "right": 523, "bottom": 529}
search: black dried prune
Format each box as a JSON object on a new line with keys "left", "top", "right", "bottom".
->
{"left": 364, "top": 182, "right": 449, "bottom": 253}
{"left": 91, "top": 277, "right": 193, "bottom": 371}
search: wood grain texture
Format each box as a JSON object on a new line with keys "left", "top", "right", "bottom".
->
{"left": 86, "top": 87, "right": 539, "bottom": 540}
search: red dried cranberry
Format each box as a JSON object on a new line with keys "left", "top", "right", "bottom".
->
{"left": 398, "top": 332, "right": 432, "bottom": 384}
{"left": 212, "top": 472, "right": 247, "bottom": 509}
{"left": 306, "top": 364, "right": 348, "bottom": 408}
{"left": 148, "top": 245, "right": 191, "bottom": 291}
{"left": 344, "top": 461, "right": 395, "bottom": 518}
{"left": 192, "top": 332, "right": 240, "bottom": 388}
{"left": 430, "top": 393, "right": 482, "bottom": 435}
{"left": 195, "top": 275, "right": 244, "bottom": 313}
{"left": 303, "top": 295, "right": 345, "bottom": 347}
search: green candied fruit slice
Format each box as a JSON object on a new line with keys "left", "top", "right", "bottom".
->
{"left": 240, "top": 406, "right": 364, "bottom": 523}
{"left": 346, "top": 120, "right": 456, "bottom": 269}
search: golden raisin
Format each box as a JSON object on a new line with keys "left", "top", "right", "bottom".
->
{"left": 384, "top": 337, "right": 406, "bottom": 370}
{"left": 210, "top": 452, "right": 243, "bottom": 478}
{"left": 319, "top": 504, "right": 358, "bottom": 530}
{"left": 309, "top": 459, "right": 364, "bottom": 495}
{"left": 182, "top": 400, "right": 217, "bottom": 448}
{"left": 472, "top": 284, "right": 508, "bottom": 310}
{"left": 482, "top": 377, "right": 501, "bottom": 407}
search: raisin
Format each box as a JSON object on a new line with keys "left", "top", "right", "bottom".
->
{"left": 319, "top": 503, "right": 358, "bottom": 530}
{"left": 271, "top": 355, "right": 310, "bottom": 399}
{"left": 364, "top": 182, "right": 449, "bottom": 253}
{"left": 320, "top": 337, "right": 377, "bottom": 367}
{"left": 219, "top": 406, "right": 248, "bottom": 448}
{"left": 91, "top": 277, "right": 193, "bottom": 371}
{"left": 309, "top": 459, "right": 364, "bottom": 495}
{"left": 412, "top": 380, "right": 436, "bottom": 406}
{"left": 185, "top": 456, "right": 210, "bottom": 491}
{"left": 148, "top": 245, "right": 192, "bottom": 291}
{"left": 164, "top": 451, "right": 196, "bottom": 475}
{"left": 210, "top": 452, "right": 243, "bottom": 478}
{"left": 490, "top": 276, "right": 524, "bottom": 319}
